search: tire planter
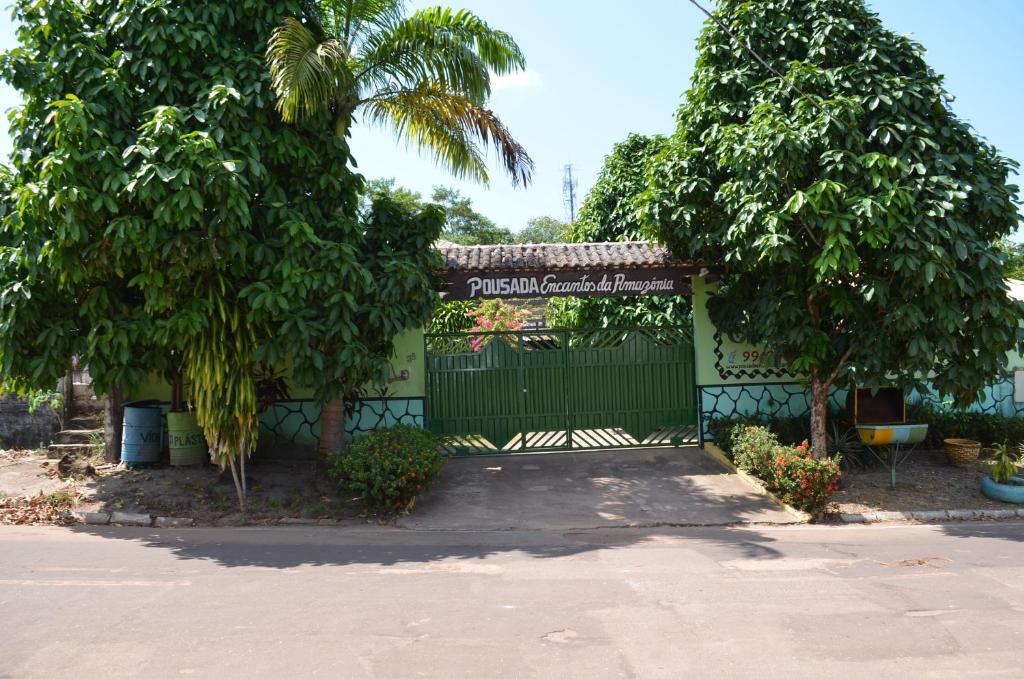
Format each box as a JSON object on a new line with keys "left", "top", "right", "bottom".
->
{"left": 980, "top": 476, "right": 1024, "bottom": 504}
{"left": 167, "top": 411, "right": 208, "bottom": 466}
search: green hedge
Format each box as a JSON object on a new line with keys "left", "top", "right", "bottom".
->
{"left": 709, "top": 405, "right": 1024, "bottom": 465}
{"left": 709, "top": 410, "right": 859, "bottom": 455}
{"left": 328, "top": 425, "right": 446, "bottom": 512}
{"left": 906, "top": 403, "right": 1024, "bottom": 448}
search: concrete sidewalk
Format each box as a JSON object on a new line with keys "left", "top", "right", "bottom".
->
{"left": 399, "top": 446, "right": 799, "bottom": 530}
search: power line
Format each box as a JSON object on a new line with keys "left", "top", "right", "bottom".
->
{"left": 686, "top": 0, "right": 810, "bottom": 100}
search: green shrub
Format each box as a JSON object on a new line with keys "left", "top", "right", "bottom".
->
{"left": 730, "top": 425, "right": 781, "bottom": 479}
{"left": 328, "top": 425, "right": 445, "bottom": 512}
{"left": 427, "top": 301, "right": 475, "bottom": 334}
{"left": 906, "top": 403, "right": 1024, "bottom": 448}
{"left": 768, "top": 443, "right": 842, "bottom": 515}
{"left": 724, "top": 426, "right": 842, "bottom": 513}
{"left": 708, "top": 415, "right": 760, "bottom": 459}
{"left": 709, "top": 413, "right": 821, "bottom": 457}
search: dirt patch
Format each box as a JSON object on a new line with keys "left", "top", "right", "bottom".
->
{"left": 0, "top": 450, "right": 372, "bottom": 526}
{"left": 831, "top": 448, "right": 1016, "bottom": 513}
{"left": 0, "top": 488, "right": 80, "bottom": 525}
{"left": 0, "top": 449, "right": 35, "bottom": 463}
{"left": 74, "top": 460, "right": 368, "bottom": 524}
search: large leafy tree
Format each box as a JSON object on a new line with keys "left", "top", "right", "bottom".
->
{"left": 518, "top": 216, "right": 569, "bottom": 244}
{"left": 643, "top": 0, "right": 1022, "bottom": 456}
{"left": 0, "top": 0, "right": 443, "bottom": 507}
{"left": 265, "top": 0, "right": 533, "bottom": 186}
{"left": 998, "top": 240, "right": 1024, "bottom": 280}
{"left": 364, "top": 179, "right": 514, "bottom": 243}
{"left": 364, "top": 177, "right": 425, "bottom": 214}
{"left": 549, "top": 134, "right": 691, "bottom": 328}
{"left": 267, "top": 0, "right": 533, "bottom": 454}
{"left": 430, "top": 186, "right": 516, "bottom": 245}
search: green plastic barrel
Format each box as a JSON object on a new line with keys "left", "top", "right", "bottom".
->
{"left": 122, "top": 403, "right": 162, "bottom": 465}
{"left": 167, "top": 411, "right": 208, "bottom": 466}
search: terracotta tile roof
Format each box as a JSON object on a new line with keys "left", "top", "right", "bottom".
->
{"left": 436, "top": 240, "right": 692, "bottom": 272}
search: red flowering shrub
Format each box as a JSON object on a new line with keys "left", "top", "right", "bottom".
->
{"left": 768, "top": 441, "right": 841, "bottom": 514}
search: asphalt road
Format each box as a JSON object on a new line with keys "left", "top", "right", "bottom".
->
{"left": 2, "top": 522, "right": 1024, "bottom": 678}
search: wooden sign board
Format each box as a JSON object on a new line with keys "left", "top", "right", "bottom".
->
{"left": 443, "top": 268, "right": 693, "bottom": 301}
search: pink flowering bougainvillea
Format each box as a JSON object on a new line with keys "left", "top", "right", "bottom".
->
{"left": 466, "top": 300, "right": 531, "bottom": 352}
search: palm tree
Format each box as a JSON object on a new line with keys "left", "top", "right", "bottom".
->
{"left": 266, "top": 0, "right": 534, "bottom": 186}
{"left": 266, "top": 1, "right": 534, "bottom": 456}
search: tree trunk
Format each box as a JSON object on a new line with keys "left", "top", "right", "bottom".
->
{"left": 318, "top": 398, "right": 347, "bottom": 458}
{"left": 60, "top": 371, "right": 73, "bottom": 432}
{"left": 809, "top": 378, "right": 830, "bottom": 459}
{"left": 170, "top": 372, "right": 184, "bottom": 412}
{"left": 104, "top": 385, "right": 123, "bottom": 464}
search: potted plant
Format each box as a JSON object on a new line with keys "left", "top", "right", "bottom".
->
{"left": 979, "top": 442, "right": 1024, "bottom": 503}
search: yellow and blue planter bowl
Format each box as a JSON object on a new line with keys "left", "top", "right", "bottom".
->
{"left": 855, "top": 423, "right": 928, "bottom": 446}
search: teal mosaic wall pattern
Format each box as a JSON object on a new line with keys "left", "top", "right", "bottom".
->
{"left": 699, "top": 376, "right": 1023, "bottom": 441}
{"left": 259, "top": 398, "right": 425, "bottom": 449}
{"left": 908, "top": 376, "right": 1024, "bottom": 419}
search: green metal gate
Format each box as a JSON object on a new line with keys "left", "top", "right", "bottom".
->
{"left": 425, "top": 327, "right": 697, "bottom": 455}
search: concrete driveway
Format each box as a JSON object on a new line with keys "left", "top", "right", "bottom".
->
{"left": 399, "top": 447, "right": 799, "bottom": 530}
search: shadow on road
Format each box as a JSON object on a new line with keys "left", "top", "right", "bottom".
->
{"left": 59, "top": 446, "right": 801, "bottom": 568}
{"left": 939, "top": 521, "right": 1024, "bottom": 544}
{"left": 67, "top": 523, "right": 788, "bottom": 570}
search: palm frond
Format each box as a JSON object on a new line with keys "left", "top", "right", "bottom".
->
{"left": 316, "top": 0, "right": 407, "bottom": 49}
{"left": 356, "top": 7, "right": 525, "bottom": 102}
{"left": 266, "top": 16, "right": 351, "bottom": 124}
{"left": 363, "top": 82, "right": 533, "bottom": 186}
{"left": 413, "top": 7, "right": 525, "bottom": 74}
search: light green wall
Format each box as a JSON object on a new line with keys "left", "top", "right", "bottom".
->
{"left": 692, "top": 276, "right": 798, "bottom": 387}
{"left": 383, "top": 328, "right": 426, "bottom": 398}
{"left": 131, "top": 372, "right": 172, "bottom": 402}
{"left": 1007, "top": 347, "right": 1023, "bottom": 371}
{"left": 273, "top": 328, "right": 426, "bottom": 400}
{"left": 692, "top": 276, "right": 1024, "bottom": 387}
{"left": 128, "top": 328, "right": 427, "bottom": 403}
{"left": 120, "top": 280, "right": 1024, "bottom": 403}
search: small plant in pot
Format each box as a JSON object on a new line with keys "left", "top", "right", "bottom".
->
{"left": 979, "top": 442, "right": 1024, "bottom": 504}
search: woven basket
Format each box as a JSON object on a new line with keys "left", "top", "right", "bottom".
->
{"left": 944, "top": 438, "right": 981, "bottom": 466}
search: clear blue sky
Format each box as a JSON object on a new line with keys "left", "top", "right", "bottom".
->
{"left": 1, "top": 1, "right": 1021, "bottom": 235}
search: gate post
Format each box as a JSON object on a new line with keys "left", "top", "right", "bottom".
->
{"left": 563, "top": 329, "right": 572, "bottom": 451}
{"left": 696, "top": 385, "right": 705, "bottom": 448}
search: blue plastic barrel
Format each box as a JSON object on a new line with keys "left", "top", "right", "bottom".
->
{"left": 122, "top": 403, "right": 163, "bottom": 464}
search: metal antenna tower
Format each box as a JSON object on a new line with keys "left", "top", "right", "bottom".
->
{"left": 562, "top": 164, "right": 578, "bottom": 223}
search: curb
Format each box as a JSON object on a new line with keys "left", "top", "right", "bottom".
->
{"left": 839, "top": 508, "right": 1024, "bottom": 524}
{"left": 62, "top": 511, "right": 364, "bottom": 528}
{"left": 67, "top": 511, "right": 198, "bottom": 527}
{"left": 702, "top": 442, "right": 812, "bottom": 523}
